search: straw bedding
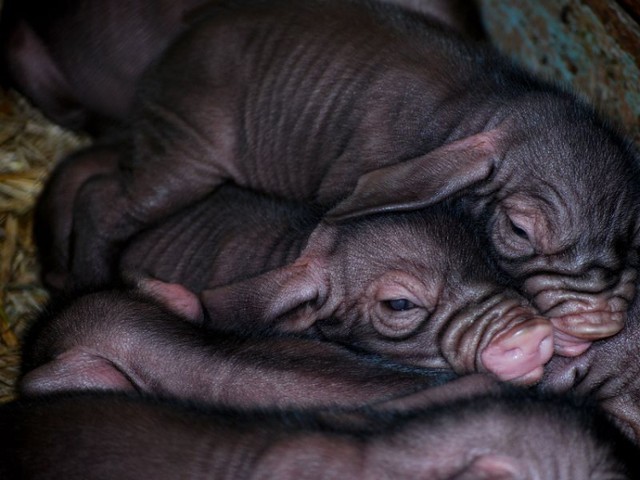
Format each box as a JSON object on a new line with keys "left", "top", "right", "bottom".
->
{"left": 0, "top": 88, "right": 87, "bottom": 402}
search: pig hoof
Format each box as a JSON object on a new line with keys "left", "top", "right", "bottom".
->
{"left": 481, "top": 318, "right": 554, "bottom": 384}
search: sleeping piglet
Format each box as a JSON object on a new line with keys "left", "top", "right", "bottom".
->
{"left": 38, "top": 148, "right": 553, "bottom": 384}
{"left": 63, "top": 0, "right": 640, "bottom": 357}
{"left": 123, "top": 185, "right": 553, "bottom": 384}
{"left": 0, "top": 0, "right": 483, "bottom": 133}
{"left": 20, "top": 287, "right": 459, "bottom": 408}
{"left": 1, "top": 385, "right": 637, "bottom": 479}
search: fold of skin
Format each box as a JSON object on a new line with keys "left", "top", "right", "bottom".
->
{"left": 540, "top": 285, "right": 640, "bottom": 445}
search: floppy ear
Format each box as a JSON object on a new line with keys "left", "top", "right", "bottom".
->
{"left": 201, "top": 225, "right": 337, "bottom": 334}
{"left": 327, "top": 128, "right": 503, "bottom": 222}
{"left": 200, "top": 260, "right": 329, "bottom": 333}
{"left": 122, "top": 272, "right": 204, "bottom": 324}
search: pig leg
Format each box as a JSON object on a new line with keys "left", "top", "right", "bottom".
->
{"left": 69, "top": 107, "right": 234, "bottom": 289}
{"left": 540, "top": 299, "right": 640, "bottom": 445}
{"left": 34, "top": 143, "right": 121, "bottom": 291}
{"left": 21, "top": 289, "right": 451, "bottom": 409}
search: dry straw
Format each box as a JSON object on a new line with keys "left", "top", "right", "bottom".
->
{"left": 0, "top": 88, "right": 87, "bottom": 402}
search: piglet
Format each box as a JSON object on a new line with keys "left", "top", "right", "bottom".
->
{"left": 20, "top": 288, "right": 458, "bottom": 409}
{"left": 127, "top": 186, "right": 554, "bottom": 384}
{"left": 37, "top": 147, "right": 553, "bottom": 384}
{"left": 1, "top": 384, "right": 637, "bottom": 479}
{"left": 0, "top": 0, "right": 483, "bottom": 133}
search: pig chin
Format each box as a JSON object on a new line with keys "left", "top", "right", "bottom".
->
{"left": 524, "top": 268, "right": 637, "bottom": 356}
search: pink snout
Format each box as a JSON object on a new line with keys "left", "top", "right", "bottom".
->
{"left": 481, "top": 317, "right": 554, "bottom": 385}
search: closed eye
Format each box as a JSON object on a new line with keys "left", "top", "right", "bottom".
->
{"left": 382, "top": 299, "right": 417, "bottom": 311}
{"left": 509, "top": 219, "right": 529, "bottom": 240}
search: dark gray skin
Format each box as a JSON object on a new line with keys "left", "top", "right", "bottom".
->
{"left": 16, "top": 285, "right": 638, "bottom": 477}
{"left": 540, "top": 282, "right": 640, "bottom": 445}
{"left": 1, "top": 388, "right": 637, "bottom": 479}
{"left": 20, "top": 288, "right": 463, "bottom": 408}
{"left": 0, "top": 0, "right": 483, "bottom": 133}
{"left": 367, "top": 0, "right": 487, "bottom": 41}
{"left": 66, "top": 0, "right": 640, "bottom": 357}
{"left": 38, "top": 148, "right": 553, "bottom": 384}
{"left": 123, "top": 186, "right": 553, "bottom": 384}
{"left": 0, "top": 0, "right": 212, "bottom": 132}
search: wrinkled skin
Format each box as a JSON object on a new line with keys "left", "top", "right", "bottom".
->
{"left": 20, "top": 288, "right": 460, "bottom": 408}
{"left": 540, "top": 285, "right": 640, "bottom": 445}
{"left": 0, "top": 0, "right": 483, "bottom": 133}
{"left": 130, "top": 186, "right": 554, "bottom": 383}
{"left": 39, "top": 150, "right": 553, "bottom": 384}
{"left": 16, "top": 287, "right": 638, "bottom": 477}
{"left": 0, "top": 387, "right": 636, "bottom": 479}
{"left": 62, "top": 0, "right": 640, "bottom": 355}
{"left": 0, "top": 0, "right": 212, "bottom": 132}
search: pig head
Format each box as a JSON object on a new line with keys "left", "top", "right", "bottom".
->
{"left": 185, "top": 202, "right": 554, "bottom": 384}
{"left": 1, "top": 384, "right": 637, "bottom": 479}
{"left": 329, "top": 102, "right": 640, "bottom": 356}
{"left": 58, "top": 0, "right": 640, "bottom": 356}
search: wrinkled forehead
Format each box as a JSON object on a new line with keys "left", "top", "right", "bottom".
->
{"left": 505, "top": 124, "right": 640, "bottom": 241}
{"left": 342, "top": 208, "right": 494, "bottom": 273}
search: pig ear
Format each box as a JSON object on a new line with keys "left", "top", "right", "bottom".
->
{"left": 123, "top": 272, "right": 204, "bottom": 324}
{"left": 327, "top": 128, "right": 503, "bottom": 222}
{"left": 201, "top": 261, "right": 329, "bottom": 333}
{"left": 201, "top": 226, "right": 337, "bottom": 333}
{"left": 454, "top": 455, "right": 520, "bottom": 480}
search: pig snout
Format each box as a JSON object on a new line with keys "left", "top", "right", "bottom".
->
{"left": 441, "top": 295, "right": 554, "bottom": 385}
{"left": 524, "top": 267, "right": 636, "bottom": 356}
{"left": 481, "top": 316, "right": 554, "bottom": 384}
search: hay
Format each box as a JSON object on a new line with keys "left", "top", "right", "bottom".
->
{"left": 0, "top": 88, "right": 87, "bottom": 402}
